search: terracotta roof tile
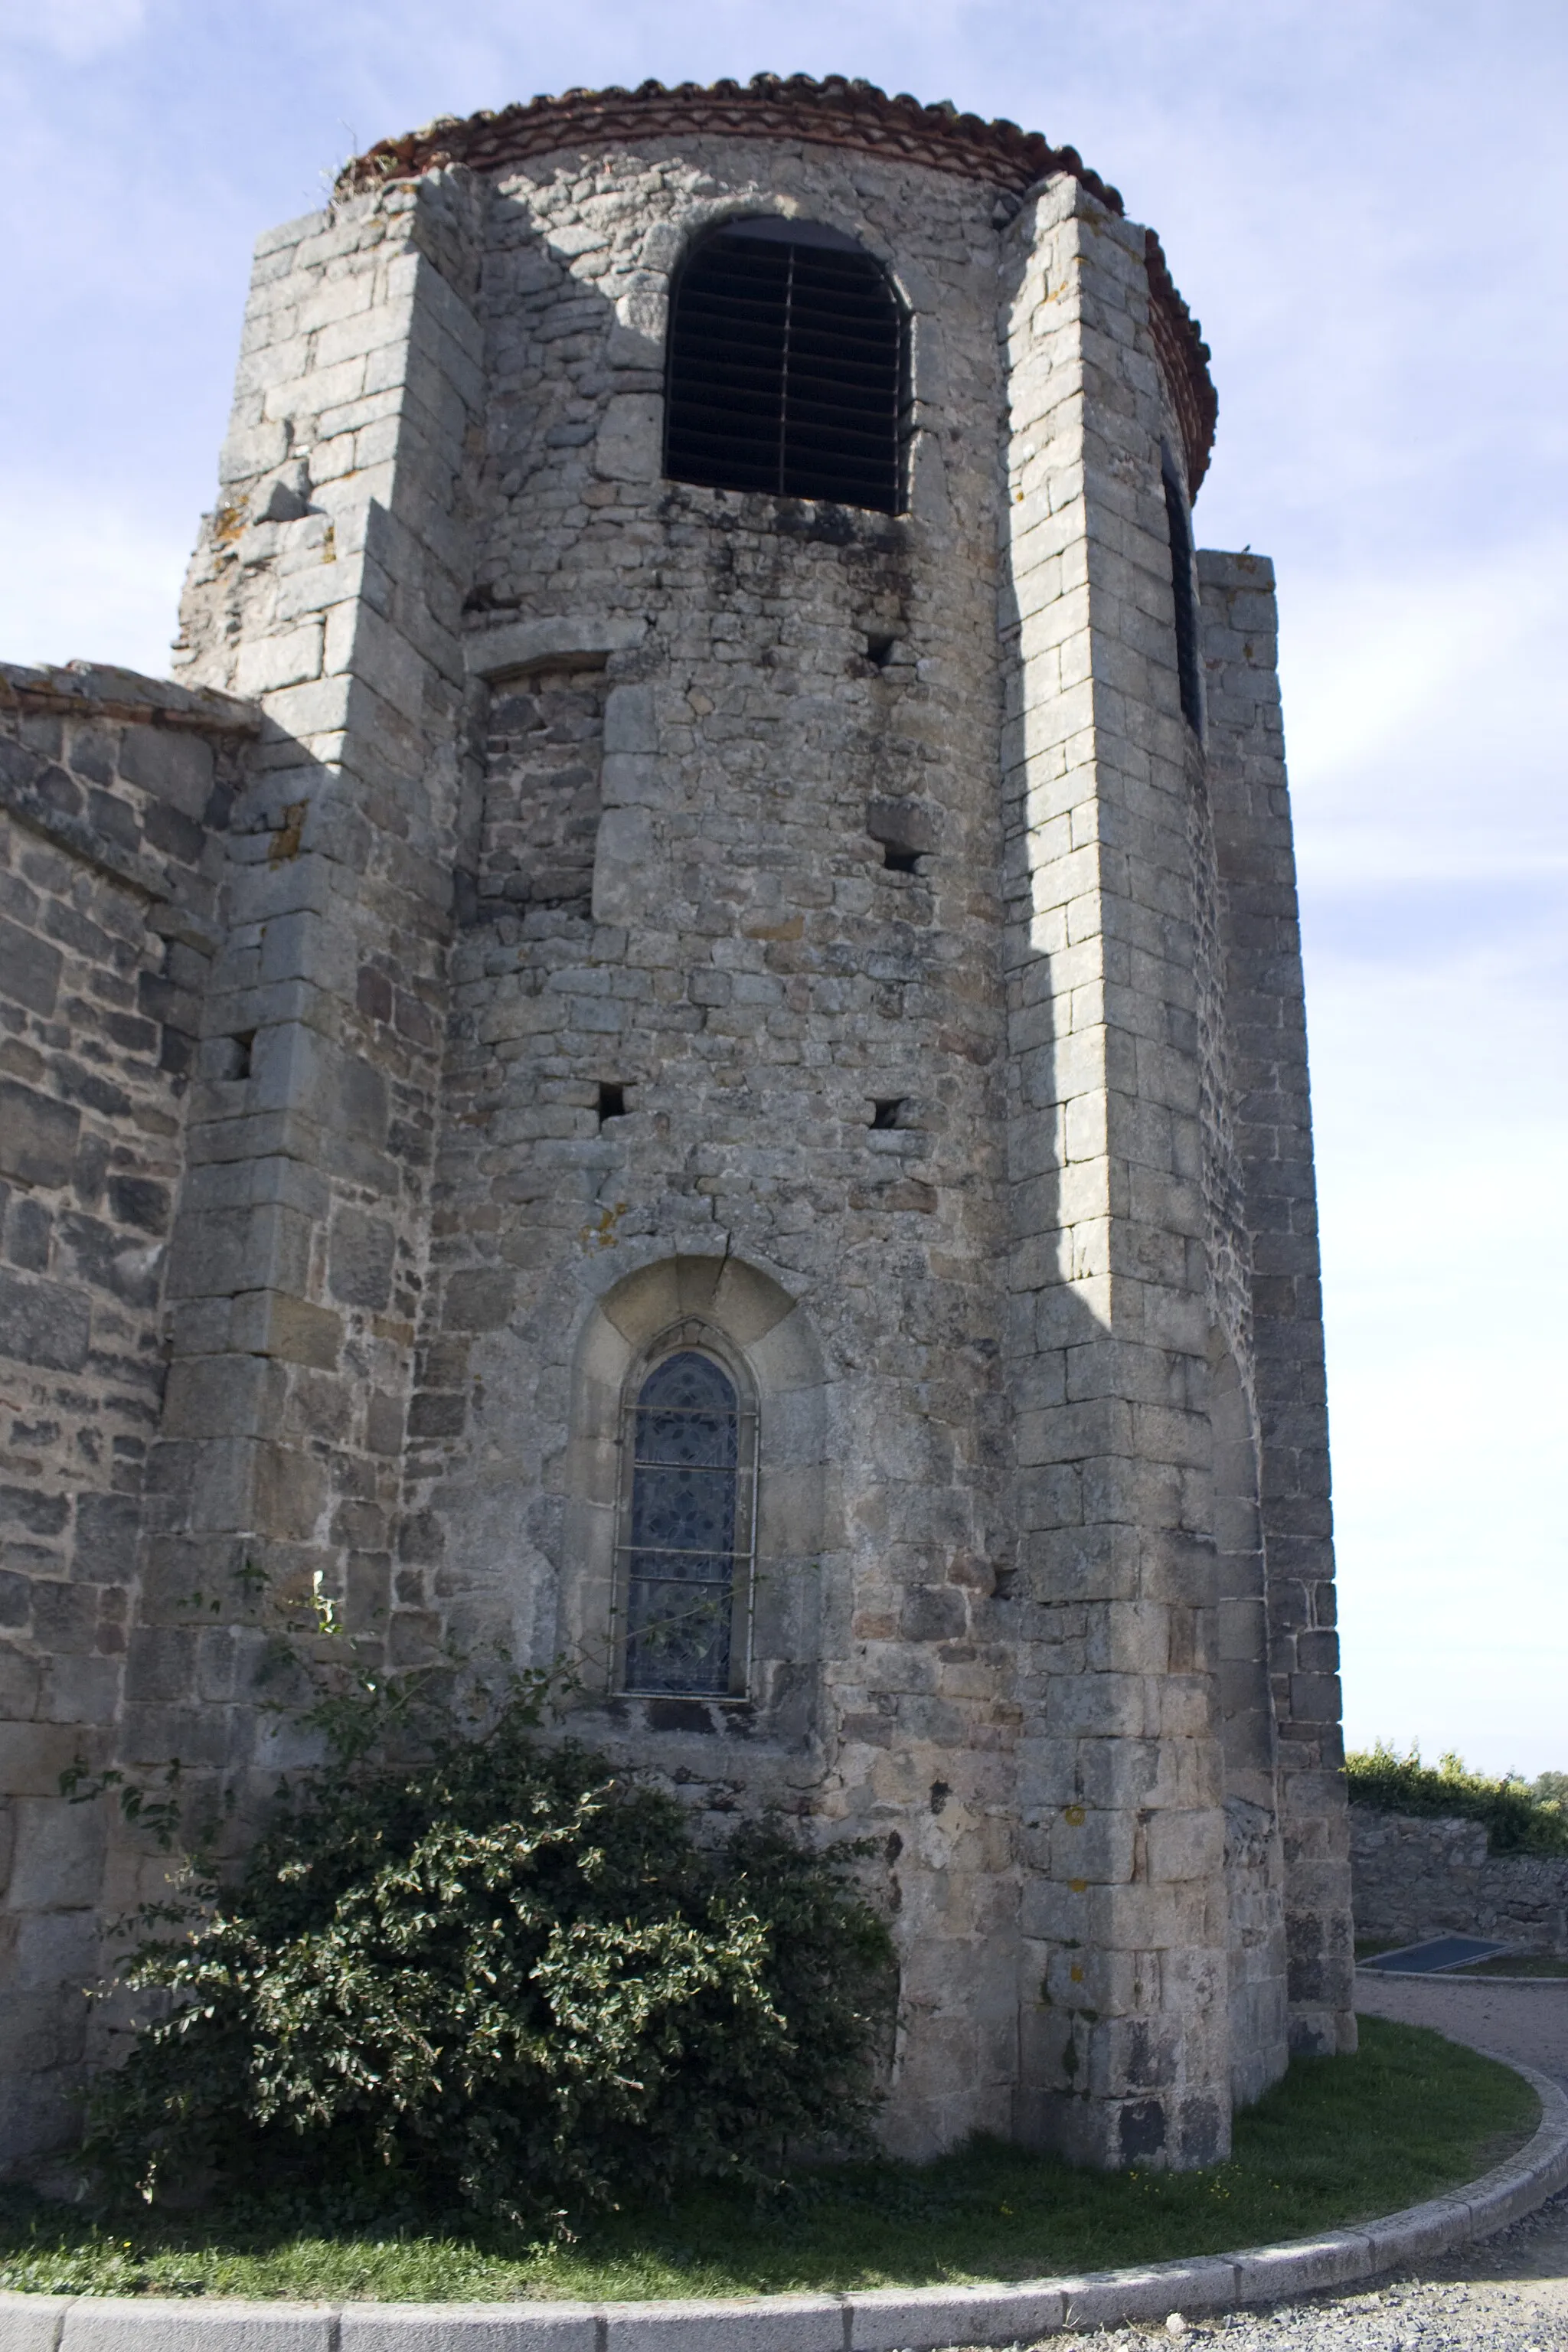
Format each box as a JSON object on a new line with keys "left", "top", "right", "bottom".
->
{"left": 339, "top": 73, "right": 1216, "bottom": 490}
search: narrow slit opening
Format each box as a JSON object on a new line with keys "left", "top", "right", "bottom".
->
{"left": 228, "top": 1031, "right": 255, "bottom": 1082}
{"left": 1164, "top": 469, "right": 1203, "bottom": 733}
{"left": 598, "top": 1081, "right": 628, "bottom": 1125}
{"left": 865, "top": 634, "right": 897, "bottom": 668}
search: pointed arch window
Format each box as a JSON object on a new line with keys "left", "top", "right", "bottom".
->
{"left": 664, "top": 217, "right": 909, "bottom": 514}
{"left": 616, "top": 1333, "right": 758, "bottom": 1696}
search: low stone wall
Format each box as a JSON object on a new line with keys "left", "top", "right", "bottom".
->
{"left": 0, "top": 660, "right": 256, "bottom": 2166}
{"left": 1351, "top": 1808, "right": 1568, "bottom": 1953}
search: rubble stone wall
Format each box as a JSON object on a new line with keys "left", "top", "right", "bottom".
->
{"left": 419, "top": 132, "right": 1018, "bottom": 2161}
{"left": 1351, "top": 1809, "right": 1568, "bottom": 1954}
{"left": 0, "top": 662, "right": 256, "bottom": 2164}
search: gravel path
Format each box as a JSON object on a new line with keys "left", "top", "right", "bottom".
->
{"left": 1354, "top": 1972, "right": 1568, "bottom": 2079}
{"left": 1011, "top": 1976, "right": 1568, "bottom": 2349}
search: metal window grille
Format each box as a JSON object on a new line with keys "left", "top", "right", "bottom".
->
{"left": 664, "top": 219, "right": 909, "bottom": 516}
{"left": 1165, "top": 472, "right": 1203, "bottom": 733}
{"left": 616, "top": 1335, "right": 758, "bottom": 1697}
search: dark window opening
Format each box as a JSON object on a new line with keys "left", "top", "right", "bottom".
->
{"left": 882, "top": 844, "right": 920, "bottom": 874}
{"left": 865, "top": 633, "right": 898, "bottom": 668}
{"left": 598, "top": 1081, "right": 627, "bottom": 1125}
{"left": 1164, "top": 471, "right": 1203, "bottom": 733}
{"left": 665, "top": 217, "right": 908, "bottom": 514}
{"left": 871, "top": 1097, "right": 905, "bottom": 1129}
{"left": 622, "top": 1350, "right": 741, "bottom": 1697}
{"left": 224, "top": 1031, "right": 254, "bottom": 1081}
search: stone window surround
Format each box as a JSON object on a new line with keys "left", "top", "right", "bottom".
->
{"left": 608, "top": 200, "right": 939, "bottom": 399}
{"left": 481, "top": 194, "right": 946, "bottom": 520}
{"left": 559, "top": 1252, "right": 830, "bottom": 1713}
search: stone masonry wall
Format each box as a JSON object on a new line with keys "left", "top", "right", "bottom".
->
{"left": 0, "top": 106, "right": 1355, "bottom": 2177}
{"left": 1351, "top": 1809, "right": 1568, "bottom": 1955}
{"left": 405, "top": 132, "right": 1020, "bottom": 2160}
{"left": 0, "top": 660, "right": 256, "bottom": 2167}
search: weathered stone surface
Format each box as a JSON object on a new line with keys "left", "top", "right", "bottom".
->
{"left": 1199, "top": 550, "right": 1356, "bottom": 2061}
{"left": 0, "top": 662, "right": 254, "bottom": 2169}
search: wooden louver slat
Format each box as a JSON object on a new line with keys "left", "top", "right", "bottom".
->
{"left": 664, "top": 228, "right": 907, "bottom": 514}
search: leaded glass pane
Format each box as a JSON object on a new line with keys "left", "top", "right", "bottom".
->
{"left": 634, "top": 1350, "right": 739, "bottom": 1468}
{"left": 630, "top": 1460, "right": 736, "bottom": 1554}
{"left": 623, "top": 1351, "right": 740, "bottom": 1695}
{"left": 624, "top": 1566, "right": 732, "bottom": 1694}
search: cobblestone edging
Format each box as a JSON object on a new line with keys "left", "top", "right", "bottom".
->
{"left": 2, "top": 2064, "right": 1564, "bottom": 2352}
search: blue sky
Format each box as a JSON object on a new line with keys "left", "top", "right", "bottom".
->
{"left": 5, "top": 0, "right": 1564, "bottom": 1772}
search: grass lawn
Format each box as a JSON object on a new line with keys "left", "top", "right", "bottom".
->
{"left": 0, "top": 2020, "right": 1537, "bottom": 2305}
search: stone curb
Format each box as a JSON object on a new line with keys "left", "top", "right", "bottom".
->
{"left": 4, "top": 2061, "right": 1564, "bottom": 2352}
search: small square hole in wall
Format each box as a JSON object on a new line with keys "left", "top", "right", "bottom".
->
{"left": 867, "top": 797, "right": 934, "bottom": 871}
{"left": 870, "top": 1097, "right": 905, "bottom": 1130}
{"left": 223, "top": 1031, "right": 255, "bottom": 1082}
{"left": 598, "top": 1081, "right": 627, "bottom": 1125}
{"left": 865, "top": 634, "right": 898, "bottom": 669}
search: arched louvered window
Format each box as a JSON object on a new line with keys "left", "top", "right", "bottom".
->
{"left": 618, "top": 1341, "right": 757, "bottom": 1696}
{"left": 664, "top": 217, "right": 908, "bottom": 515}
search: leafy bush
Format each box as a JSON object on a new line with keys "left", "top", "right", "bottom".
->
{"left": 81, "top": 1682, "right": 893, "bottom": 2230}
{"left": 1345, "top": 1743, "right": 1568, "bottom": 1855}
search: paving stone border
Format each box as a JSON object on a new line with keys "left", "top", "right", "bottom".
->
{"left": 3, "top": 2063, "right": 1563, "bottom": 2352}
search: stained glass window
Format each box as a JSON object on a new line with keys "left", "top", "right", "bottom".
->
{"left": 622, "top": 1349, "right": 742, "bottom": 1695}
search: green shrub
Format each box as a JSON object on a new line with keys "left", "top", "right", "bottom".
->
{"left": 1345, "top": 1743, "right": 1568, "bottom": 1854}
{"left": 80, "top": 1687, "right": 893, "bottom": 2230}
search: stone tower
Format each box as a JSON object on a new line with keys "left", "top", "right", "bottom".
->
{"left": 0, "top": 76, "right": 1354, "bottom": 2174}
